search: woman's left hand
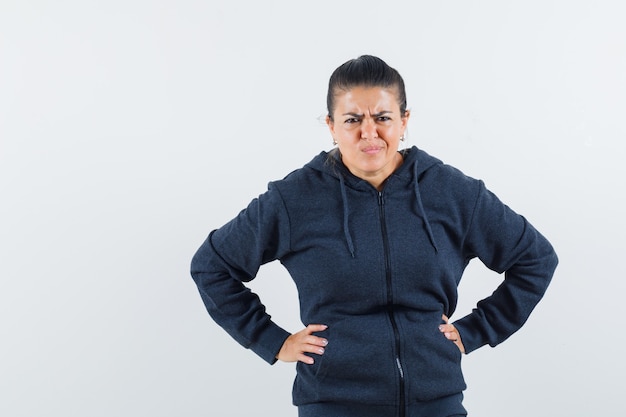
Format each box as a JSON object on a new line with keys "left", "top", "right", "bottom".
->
{"left": 440, "top": 315, "right": 465, "bottom": 354}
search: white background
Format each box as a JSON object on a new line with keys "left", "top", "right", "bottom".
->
{"left": 1, "top": 1, "right": 624, "bottom": 416}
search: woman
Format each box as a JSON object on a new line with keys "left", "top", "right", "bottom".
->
{"left": 190, "top": 55, "right": 558, "bottom": 417}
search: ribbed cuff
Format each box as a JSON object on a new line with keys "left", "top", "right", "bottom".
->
{"left": 453, "top": 314, "right": 486, "bottom": 354}
{"left": 249, "top": 322, "right": 292, "bottom": 364}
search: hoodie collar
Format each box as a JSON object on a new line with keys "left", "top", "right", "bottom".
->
{"left": 308, "top": 146, "right": 440, "bottom": 256}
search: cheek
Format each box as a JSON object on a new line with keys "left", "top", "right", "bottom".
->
{"left": 336, "top": 125, "right": 360, "bottom": 138}
{"left": 379, "top": 125, "right": 400, "bottom": 139}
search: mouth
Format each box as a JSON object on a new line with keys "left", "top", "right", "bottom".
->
{"left": 362, "top": 146, "right": 383, "bottom": 155}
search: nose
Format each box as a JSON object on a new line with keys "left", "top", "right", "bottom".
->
{"left": 360, "top": 118, "right": 378, "bottom": 140}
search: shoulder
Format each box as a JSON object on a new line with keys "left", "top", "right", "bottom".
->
{"left": 412, "top": 149, "right": 482, "bottom": 200}
{"left": 269, "top": 151, "right": 337, "bottom": 196}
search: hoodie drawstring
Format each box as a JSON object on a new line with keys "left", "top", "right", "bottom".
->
{"left": 413, "top": 163, "right": 439, "bottom": 253}
{"left": 335, "top": 156, "right": 438, "bottom": 257}
{"left": 338, "top": 174, "right": 356, "bottom": 258}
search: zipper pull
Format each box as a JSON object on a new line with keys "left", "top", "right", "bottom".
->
{"left": 396, "top": 357, "right": 404, "bottom": 379}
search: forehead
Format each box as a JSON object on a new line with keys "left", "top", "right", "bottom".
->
{"left": 334, "top": 86, "right": 400, "bottom": 111}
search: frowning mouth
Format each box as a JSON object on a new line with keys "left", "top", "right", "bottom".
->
{"left": 362, "top": 146, "right": 383, "bottom": 154}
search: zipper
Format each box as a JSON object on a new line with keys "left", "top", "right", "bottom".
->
{"left": 378, "top": 191, "right": 406, "bottom": 417}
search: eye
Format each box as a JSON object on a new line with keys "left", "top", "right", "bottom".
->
{"left": 377, "top": 116, "right": 391, "bottom": 122}
{"left": 344, "top": 117, "right": 360, "bottom": 124}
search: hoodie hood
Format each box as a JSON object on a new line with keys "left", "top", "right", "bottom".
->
{"left": 305, "top": 146, "right": 441, "bottom": 256}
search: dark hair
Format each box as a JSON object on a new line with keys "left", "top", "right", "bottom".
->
{"left": 326, "top": 55, "right": 407, "bottom": 121}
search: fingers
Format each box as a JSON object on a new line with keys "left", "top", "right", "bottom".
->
{"left": 303, "top": 324, "right": 329, "bottom": 348}
{"left": 439, "top": 325, "right": 457, "bottom": 341}
{"left": 276, "top": 324, "right": 328, "bottom": 364}
{"left": 304, "top": 324, "right": 328, "bottom": 342}
{"left": 439, "top": 316, "right": 466, "bottom": 354}
{"left": 440, "top": 315, "right": 456, "bottom": 340}
{"left": 298, "top": 342, "right": 325, "bottom": 364}
{"left": 305, "top": 323, "right": 329, "bottom": 334}
{"left": 300, "top": 324, "right": 328, "bottom": 363}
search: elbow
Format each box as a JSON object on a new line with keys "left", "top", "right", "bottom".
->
{"left": 190, "top": 234, "right": 215, "bottom": 284}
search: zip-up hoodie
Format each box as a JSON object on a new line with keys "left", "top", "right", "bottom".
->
{"left": 190, "top": 146, "right": 558, "bottom": 409}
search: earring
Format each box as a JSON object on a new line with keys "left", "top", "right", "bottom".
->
{"left": 400, "top": 135, "right": 405, "bottom": 141}
{"left": 332, "top": 138, "right": 337, "bottom": 145}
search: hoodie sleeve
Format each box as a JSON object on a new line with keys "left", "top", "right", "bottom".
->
{"left": 453, "top": 180, "right": 558, "bottom": 354}
{"left": 190, "top": 183, "right": 292, "bottom": 364}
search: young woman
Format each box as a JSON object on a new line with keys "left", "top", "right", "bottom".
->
{"left": 191, "top": 55, "right": 558, "bottom": 417}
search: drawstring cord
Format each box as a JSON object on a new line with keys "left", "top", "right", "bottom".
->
{"left": 334, "top": 151, "right": 438, "bottom": 257}
{"left": 413, "top": 163, "right": 439, "bottom": 253}
{"left": 338, "top": 174, "right": 356, "bottom": 258}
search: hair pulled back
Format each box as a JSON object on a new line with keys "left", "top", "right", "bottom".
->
{"left": 326, "top": 55, "right": 407, "bottom": 121}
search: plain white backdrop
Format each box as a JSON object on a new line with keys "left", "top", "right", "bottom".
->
{"left": 1, "top": 1, "right": 624, "bottom": 416}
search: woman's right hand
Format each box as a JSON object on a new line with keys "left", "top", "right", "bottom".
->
{"left": 276, "top": 324, "right": 328, "bottom": 364}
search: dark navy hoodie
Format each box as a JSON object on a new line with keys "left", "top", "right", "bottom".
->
{"left": 190, "top": 146, "right": 558, "bottom": 412}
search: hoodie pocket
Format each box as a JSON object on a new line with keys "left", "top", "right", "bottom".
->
{"left": 293, "top": 316, "right": 398, "bottom": 404}
{"left": 402, "top": 315, "right": 466, "bottom": 402}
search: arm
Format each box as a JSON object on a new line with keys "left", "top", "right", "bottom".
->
{"left": 453, "top": 181, "right": 559, "bottom": 354}
{"left": 190, "top": 186, "right": 292, "bottom": 364}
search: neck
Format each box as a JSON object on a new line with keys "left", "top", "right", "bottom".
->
{"left": 364, "top": 151, "right": 404, "bottom": 191}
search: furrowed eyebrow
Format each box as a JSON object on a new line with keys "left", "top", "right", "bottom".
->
{"left": 341, "top": 111, "right": 393, "bottom": 118}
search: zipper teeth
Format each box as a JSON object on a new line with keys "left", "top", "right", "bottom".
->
{"left": 379, "top": 192, "right": 405, "bottom": 417}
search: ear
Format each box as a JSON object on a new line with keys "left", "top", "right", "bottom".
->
{"left": 401, "top": 110, "right": 411, "bottom": 129}
{"left": 326, "top": 115, "right": 335, "bottom": 135}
